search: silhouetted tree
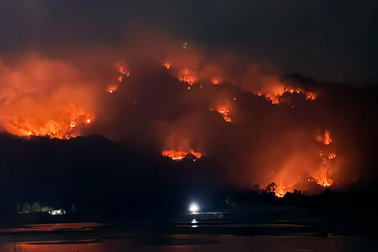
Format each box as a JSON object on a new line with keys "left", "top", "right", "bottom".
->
{"left": 41, "top": 206, "right": 53, "bottom": 212}
{"left": 265, "top": 182, "right": 277, "bottom": 194}
{"left": 252, "top": 184, "right": 261, "bottom": 193}
{"left": 32, "top": 202, "right": 41, "bottom": 212}
{"left": 71, "top": 204, "right": 78, "bottom": 212}
{"left": 225, "top": 196, "right": 237, "bottom": 207}
{"left": 22, "top": 203, "right": 31, "bottom": 213}
{"left": 324, "top": 188, "right": 332, "bottom": 195}
{"left": 15, "top": 203, "right": 21, "bottom": 213}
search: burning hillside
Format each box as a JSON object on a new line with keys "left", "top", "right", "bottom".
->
{"left": 0, "top": 55, "right": 96, "bottom": 139}
{"left": 162, "top": 150, "right": 202, "bottom": 161}
{"left": 0, "top": 33, "right": 376, "bottom": 196}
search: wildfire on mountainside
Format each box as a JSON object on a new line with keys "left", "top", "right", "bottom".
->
{"left": 179, "top": 69, "right": 197, "bottom": 85}
{"left": 0, "top": 38, "right": 351, "bottom": 197}
{"left": 162, "top": 150, "right": 203, "bottom": 161}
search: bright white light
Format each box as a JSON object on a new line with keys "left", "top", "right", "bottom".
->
{"left": 189, "top": 203, "right": 199, "bottom": 213}
{"left": 191, "top": 219, "right": 198, "bottom": 224}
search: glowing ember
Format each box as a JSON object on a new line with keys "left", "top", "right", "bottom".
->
{"left": 118, "top": 76, "right": 123, "bottom": 82}
{"left": 107, "top": 85, "right": 118, "bottom": 94}
{"left": 217, "top": 108, "right": 232, "bottom": 122}
{"left": 318, "top": 130, "right": 333, "bottom": 145}
{"left": 162, "top": 150, "right": 202, "bottom": 161}
{"left": 164, "top": 62, "right": 171, "bottom": 69}
{"left": 328, "top": 153, "right": 336, "bottom": 159}
{"left": 324, "top": 131, "right": 332, "bottom": 145}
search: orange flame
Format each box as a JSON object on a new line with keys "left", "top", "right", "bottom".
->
{"left": 107, "top": 85, "right": 118, "bottom": 94}
{"left": 164, "top": 62, "right": 171, "bottom": 69}
{"left": 275, "top": 184, "right": 286, "bottom": 198}
{"left": 179, "top": 69, "right": 196, "bottom": 85}
{"left": 312, "top": 130, "right": 335, "bottom": 187}
{"left": 6, "top": 109, "right": 94, "bottom": 139}
{"left": 324, "top": 130, "right": 332, "bottom": 145}
{"left": 119, "top": 67, "right": 126, "bottom": 75}
{"left": 217, "top": 107, "right": 232, "bottom": 123}
{"left": 306, "top": 92, "right": 316, "bottom": 101}
{"left": 313, "top": 162, "right": 334, "bottom": 187}
{"left": 262, "top": 93, "right": 281, "bottom": 104}
{"left": 256, "top": 86, "right": 317, "bottom": 105}
{"left": 162, "top": 150, "right": 203, "bottom": 161}
{"left": 212, "top": 78, "right": 220, "bottom": 85}
{"left": 318, "top": 178, "right": 333, "bottom": 187}
{"left": 317, "top": 130, "right": 333, "bottom": 145}
{"left": 115, "top": 61, "right": 128, "bottom": 75}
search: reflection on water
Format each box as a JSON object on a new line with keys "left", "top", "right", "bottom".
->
{"left": 0, "top": 212, "right": 377, "bottom": 252}
{"left": 0, "top": 223, "right": 101, "bottom": 233}
{"left": 191, "top": 219, "right": 198, "bottom": 228}
{"left": 1, "top": 236, "right": 378, "bottom": 252}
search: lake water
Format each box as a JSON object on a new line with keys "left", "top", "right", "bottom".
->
{"left": 0, "top": 209, "right": 377, "bottom": 252}
{"left": 1, "top": 234, "right": 377, "bottom": 252}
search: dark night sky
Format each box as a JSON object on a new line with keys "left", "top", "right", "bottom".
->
{"left": 0, "top": 0, "right": 377, "bottom": 86}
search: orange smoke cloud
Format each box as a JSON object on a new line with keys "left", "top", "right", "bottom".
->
{"left": 252, "top": 128, "right": 342, "bottom": 196}
{"left": 0, "top": 54, "right": 96, "bottom": 139}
